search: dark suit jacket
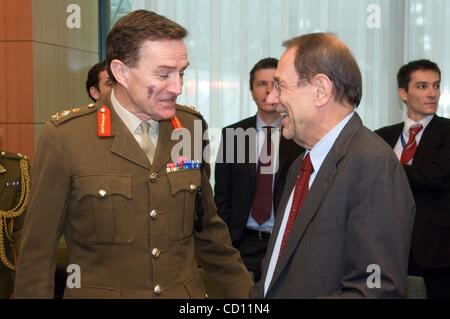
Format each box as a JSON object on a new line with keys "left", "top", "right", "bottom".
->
{"left": 376, "top": 115, "right": 450, "bottom": 268}
{"left": 252, "top": 113, "right": 415, "bottom": 298}
{"left": 214, "top": 115, "right": 304, "bottom": 245}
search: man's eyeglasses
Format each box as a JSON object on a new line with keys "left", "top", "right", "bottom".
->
{"left": 272, "top": 79, "right": 308, "bottom": 93}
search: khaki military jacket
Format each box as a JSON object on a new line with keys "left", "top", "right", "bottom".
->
{"left": 15, "top": 99, "right": 252, "bottom": 298}
{"left": 0, "top": 151, "right": 30, "bottom": 298}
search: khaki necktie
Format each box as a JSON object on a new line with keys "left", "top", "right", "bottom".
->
{"left": 139, "top": 121, "right": 156, "bottom": 164}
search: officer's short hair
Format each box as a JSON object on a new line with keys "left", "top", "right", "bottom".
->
{"left": 106, "top": 10, "right": 188, "bottom": 83}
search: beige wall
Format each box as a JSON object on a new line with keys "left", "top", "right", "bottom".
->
{"left": 0, "top": 0, "right": 100, "bottom": 160}
{"left": 33, "top": 0, "right": 100, "bottom": 153}
{"left": 0, "top": 0, "right": 34, "bottom": 157}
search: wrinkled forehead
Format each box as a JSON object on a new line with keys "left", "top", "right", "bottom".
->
{"left": 136, "top": 39, "right": 189, "bottom": 68}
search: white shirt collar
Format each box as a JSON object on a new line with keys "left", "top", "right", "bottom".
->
{"left": 308, "top": 112, "right": 355, "bottom": 174}
{"left": 256, "top": 113, "right": 283, "bottom": 131}
{"left": 403, "top": 114, "right": 434, "bottom": 136}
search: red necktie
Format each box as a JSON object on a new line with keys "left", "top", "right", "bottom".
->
{"left": 251, "top": 126, "right": 274, "bottom": 225}
{"left": 400, "top": 124, "right": 423, "bottom": 165}
{"left": 278, "top": 153, "right": 313, "bottom": 257}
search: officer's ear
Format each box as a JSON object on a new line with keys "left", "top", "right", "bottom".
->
{"left": 110, "top": 59, "right": 129, "bottom": 88}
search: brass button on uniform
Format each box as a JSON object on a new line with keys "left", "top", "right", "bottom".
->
{"left": 152, "top": 248, "right": 160, "bottom": 258}
{"left": 149, "top": 172, "right": 158, "bottom": 183}
{"left": 150, "top": 210, "right": 158, "bottom": 219}
{"left": 154, "top": 285, "right": 162, "bottom": 295}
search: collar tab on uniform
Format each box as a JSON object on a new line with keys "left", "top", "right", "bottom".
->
{"left": 98, "top": 105, "right": 112, "bottom": 137}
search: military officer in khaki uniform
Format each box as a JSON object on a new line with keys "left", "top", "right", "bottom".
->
{"left": 15, "top": 10, "right": 252, "bottom": 298}
{"left": 0, "top": 151, "right": 30, "bottom": 298}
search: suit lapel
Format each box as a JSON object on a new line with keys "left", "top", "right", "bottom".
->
{"left": 259, "top": 154, "right": 301, "bottom": 294}
{"left": 266, "top": 113, "right": 363, "bottom": 294}
{"left": 385, "top": 124, "right": 403, "bottom": 148}
{"left": 414, "top": 115, "right": 438, "bottom": 162}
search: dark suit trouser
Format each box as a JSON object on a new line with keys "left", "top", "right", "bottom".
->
{"left": 409, "top": 251, "right": 450, "bottom": 299}
{"left": 236, "top": 231, "right": 270, "bottom": 283}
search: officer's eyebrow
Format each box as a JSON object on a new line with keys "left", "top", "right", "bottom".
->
{"left": 156, "top": 63, "right": 190, "bottom": 72}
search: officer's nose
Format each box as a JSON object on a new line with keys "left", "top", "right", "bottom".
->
{"left": 168, "top": 75, "right": 183, "bottom": 96}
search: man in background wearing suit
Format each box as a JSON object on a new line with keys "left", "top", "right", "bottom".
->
{"left": 215, "top": 58, "right": 303, "bottom": 282}
{"left": 252, "top": 33, "right": 415, "bottom": 298}
{"left": 376, "top": 60, "right": 450, "bottom": 299}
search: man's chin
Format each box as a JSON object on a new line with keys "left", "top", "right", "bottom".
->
{"left": 154, "top": 103, "right": 176, "bottom": 120}
{"left": 281, "top": 127, "right": 294, "bottom": 140}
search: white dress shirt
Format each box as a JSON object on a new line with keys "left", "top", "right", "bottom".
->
{"left": 246, "top": 114, "right": 283, "bottom": 233}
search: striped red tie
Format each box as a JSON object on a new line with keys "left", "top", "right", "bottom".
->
{"left": 278, "top": 153, "right": 314, "bottom": 257}
{"left": 400, "top": 124, "right": 423, "bottom": 165}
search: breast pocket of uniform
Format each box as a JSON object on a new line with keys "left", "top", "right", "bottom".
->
{"left": 166, "top": 170, "right": 201, "bottom": 241}
{"left": 72, "top": 174, "right": 134, "bottom": 245}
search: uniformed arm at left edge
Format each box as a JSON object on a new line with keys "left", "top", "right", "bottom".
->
{"left": 320, "top": 154, "right": 415, "bottom": 299}
{"left": 14, "top": 123, "right": 71, "bottom": 298}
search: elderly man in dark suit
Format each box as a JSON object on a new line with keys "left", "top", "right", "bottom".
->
{"left": 252, "top": 33, "right": 415, "bottom": 298}
{"left": 14, "top": 10, "right": 252, "bottom": 299}
{"left": 376, "top": 59, "right": 450, "bottom": 299}
{"left": 215, "top": 58, "right": 304, "bottom": 282}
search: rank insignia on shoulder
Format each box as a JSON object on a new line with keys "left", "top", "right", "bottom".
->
{"left": 188, "top": 105, "right": 199, "bottom": 112}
